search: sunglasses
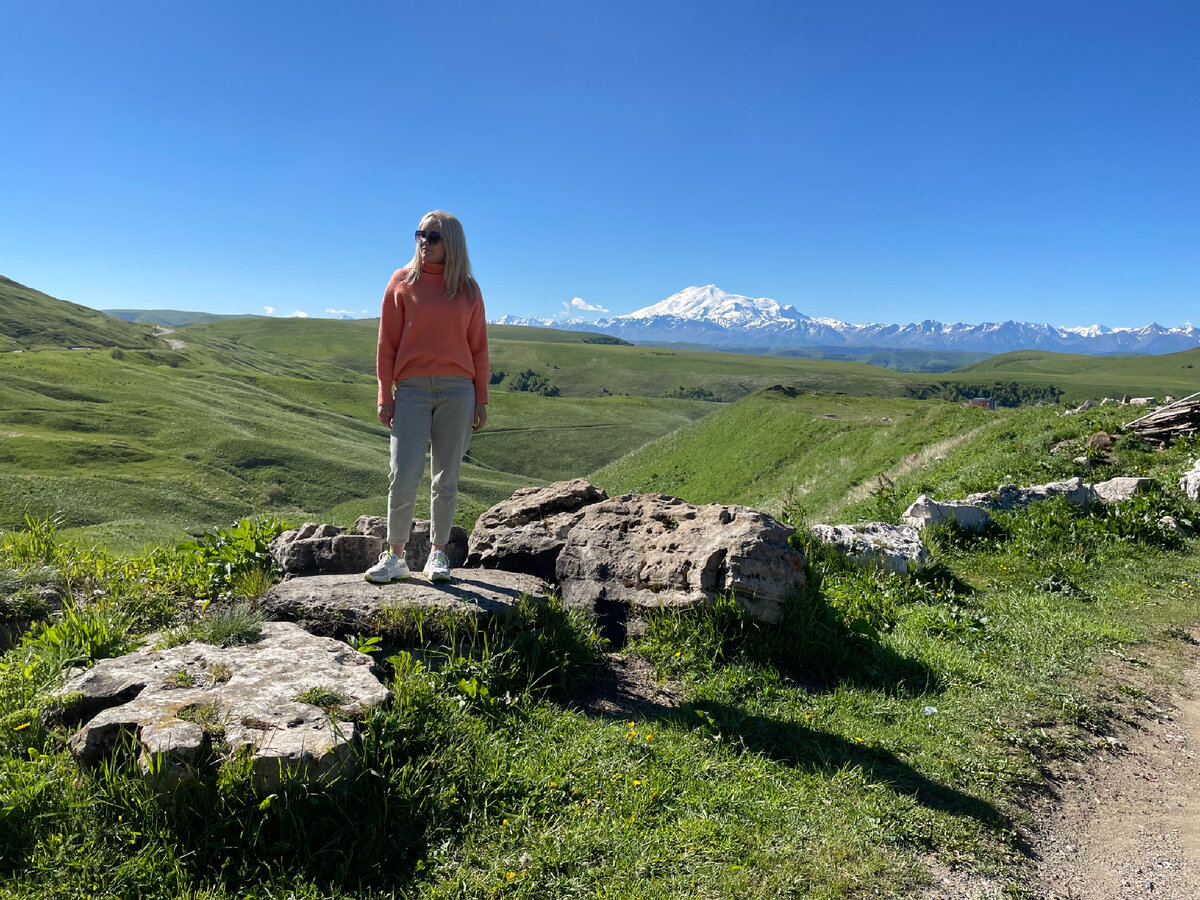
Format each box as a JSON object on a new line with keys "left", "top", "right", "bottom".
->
{"left": 414, "top": 230, "right": 442, "bottom": 245}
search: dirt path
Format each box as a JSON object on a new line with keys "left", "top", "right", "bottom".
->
{"left": 1029, "top": 655, "right": 1200, "bottom": 899}
{"left": 921, "top": 639, "right": 1200, "bottom": 900}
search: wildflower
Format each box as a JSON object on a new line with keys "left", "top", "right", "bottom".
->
{"left": 13, "top": 722, "right": 30, "bottom": 731}
{"left": 633, "top": 779, "right": 642, "bottom": 786}
{"left": 503, "top": 819, "right": 509, "bottom": 826}
{"left": 645, "top": 733, "right": 653, "bottom": 742}
{"left": 506, "top": 871, "right": 516, "bottom": 881}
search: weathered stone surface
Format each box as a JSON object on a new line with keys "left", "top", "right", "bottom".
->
{"left": 54, "top": 622, "right": 388, "bottom": 791}
{"left": 965, "top": 477, "right": 1097, "bottom": 511}
{"left": 272, "top": 519, "right": 467, "bottom": 577}
{"left": 1182, "top": 460, "right": 1200, "bottom": 502}
{"left": 901, "top": 495, "right": 991, "bottom": 532}
{"left": 270, "top": 523, "right": 382, "bottom": 577}
{"left": 553, "top": 493, "right": 805, "bottom": 625}
{"left": 809, "top": 522, "right": 929, "bottom": 575}
{"left": 467, "top": 479, "right": 608, "bottom": 580}
{"left": 1064, "top": 399, "right": 1095, "bottom": 415}
{"left": 1092, "top": 476, "right": 1155, "bottom": 504}
{"left": 259, "top": 570, "right": 550, "bottom": 636}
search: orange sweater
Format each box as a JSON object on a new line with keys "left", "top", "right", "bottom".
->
{"left": 375, "top": 262, "right": 490, "bottom": 405}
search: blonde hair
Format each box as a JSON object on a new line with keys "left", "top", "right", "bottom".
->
{"left": 402, "top": 210, "right": 479, "bottom": 301}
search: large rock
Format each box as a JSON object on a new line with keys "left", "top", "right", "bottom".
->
{"left": 270, "top": 523, "right": 382, "bottom": 577}
{"left": 809, "top": 522, "right": 929, "bottom": 575}
{"left": 466, "top": 479, "right": 608, "bottom": 580}
{"left": 1092, "top": 476, "right": 1155, "bottom": 504}
{"left": 965, "top": 477, "right": 1097, "bottom": 511}
{"left": 901, "top": 495, "right": 991, "bottom": 532}
{"left": 553, "top": 493, "right": 805, "bottom": 626}
{"left": 271, "top": 518, "right": 467, "bottom": 578}
{"left": 259, "top": 570, "right": 550, "bottom": 636}
{"left": 53, "top": 622, "right": 389, "bottom": 791}
{"left": 1182, "top": 460, "right": 1200, "bottom": 502}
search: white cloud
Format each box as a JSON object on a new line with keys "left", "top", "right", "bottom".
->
{"left": 559, "top": 297, "right": 609, "bottom": 318}
{"left": 263, "top": 306, "right": 276, "bottom": 315}
{"left": 286, "top": 310, "right": 310, "bottom": 318}
{"left": 571, "top": 297, "right": 608, "bottom": 313}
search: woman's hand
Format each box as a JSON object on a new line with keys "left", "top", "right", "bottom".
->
{"left": 473, "top": 402, "right": 488, "bottom": 432}
{"left": 378, "top": 402, "right": 394, "bottom": 427}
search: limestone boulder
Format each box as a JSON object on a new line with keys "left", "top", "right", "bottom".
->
{"left": 1181, "top": 460, "right": 1200, "bottom": 503}
{"left": 259, "top": 569, "right": 550, "bottom": 636}
{"left": 553, "top": 493, "right": 805, "bottom": 625}
{"left": 901, "top": 495, "right": 991, "bottom": 532}
{"left": 53, "top": 622, "right": 389, "bottom": 791}
{"left": 965, "top": 477, "right": 1097, "bottom": 511}
{"left": 1092, "top": 476, "right": 1155, "bottom": 504}
{"left": 270, "top": 523, "right": 381, "bottom": 577}
{"left": 467, "top": 479, "right": 608, "bottom": 580}
{"left": 809, "top": 522, "right": 929, "bottom": 575}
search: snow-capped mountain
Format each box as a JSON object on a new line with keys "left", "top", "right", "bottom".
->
{"left": 491, "top": 286, "right": 1200, "bottom": 355}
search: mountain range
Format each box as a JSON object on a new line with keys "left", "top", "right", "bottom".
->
{"left": 492, "top": 285, "right": 1200, "bottom": 355}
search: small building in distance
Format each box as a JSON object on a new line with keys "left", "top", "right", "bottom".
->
{"left": 969, "top": 397, "right": 998, "bottom": 411}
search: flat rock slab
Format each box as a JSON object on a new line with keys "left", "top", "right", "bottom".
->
{"left": 54, "top": 622, "right": 388, "bottom": 791}
{"left": 260, "top": 569, "right": 551, "bottom": 636}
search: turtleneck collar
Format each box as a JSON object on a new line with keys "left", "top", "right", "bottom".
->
{"left": 421, "top": 261, "right": 445, "bottom": 275}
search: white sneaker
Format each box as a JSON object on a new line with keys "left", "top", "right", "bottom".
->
{"left": 423, "top": 549, "right": 452, "bottom": 582}
{"left": 365, "top": 551, "right": 410, "bottom": 583}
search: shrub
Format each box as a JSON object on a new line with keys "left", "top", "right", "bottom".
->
{"left": 508, "top": 368, "right": 560, "bottom": 397}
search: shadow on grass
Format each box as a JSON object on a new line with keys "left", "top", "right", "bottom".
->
{"left": 670, "top": 700, "right": 1006, "bottom": 827}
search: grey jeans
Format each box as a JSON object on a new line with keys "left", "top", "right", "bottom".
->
{"left": 387, "top": 375, "right": 475, "bottom": 546}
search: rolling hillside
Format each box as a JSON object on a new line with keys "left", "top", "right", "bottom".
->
{"left": 591, "top": 388, "right": 996, "bottom": 521}
{"left": 954, "top": 347, "right": 1200, "bottom": 399}
{"left": 0, "top": 340, "right": 712, "bottom": 549}
{"left": 0, "top": 276, "right": 168, "bottom": 351}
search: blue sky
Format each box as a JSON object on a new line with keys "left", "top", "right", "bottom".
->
{"left": 2, "top": 1, "right": 1197, "bottom": 328}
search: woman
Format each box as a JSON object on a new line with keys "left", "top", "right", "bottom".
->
{"left": 365, "top": 210, "right": 489, "bottom": 584}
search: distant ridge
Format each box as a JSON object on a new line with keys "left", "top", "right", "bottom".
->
{"left": 493, "top": 285, "right": 1200, "bottom": 356}
{"left": 104, "top": 309, "right": 250, "bottom": 327}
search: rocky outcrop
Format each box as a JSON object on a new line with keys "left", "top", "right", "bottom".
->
{"left": 466, "top": 479, "right": 607, "bottom": 580}
{"left": 1182, "top": 460, "right": 1200, "bottom": 502}
{"left": 965, "top": 477, "right": 1098, "bottom": 511}
{"left": 465, "top": 481, "right": 805, "bottom": 627}
{"left": 554, "top": 493, "right": 805, "bottom": 626}
{"left": 259, "top": 570, "right": 550, "bottom": 636}
{"left": 901, "top": 495, "right": 991, "bottom": 532}
{"left": 809, "top": 523, "right": 929, "bottom": 575}
{"left": 271, "top": 518, "right": 467, "bottom": 578}
{"left": 53, "top": 622, "right": 389, "bottom": 791}
{"left": 1092, "top": 476, "right": 1155, "bottom": 504}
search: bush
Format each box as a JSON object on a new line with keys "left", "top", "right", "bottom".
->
{"left": 508, "top": 368, "right": 560, "bottom": 397}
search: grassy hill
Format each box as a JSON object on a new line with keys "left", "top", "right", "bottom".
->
{"left": 0, "top": 341, "right": 713, "bottom": 549}
{"left": 953, "top": 347, "right": 1200, "bottom": 400}
{"left": 592, "top": 388, "right": 995, "bottom": 521}
{"left": 0, "top": 276, "right": 167, "bottom": 351}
